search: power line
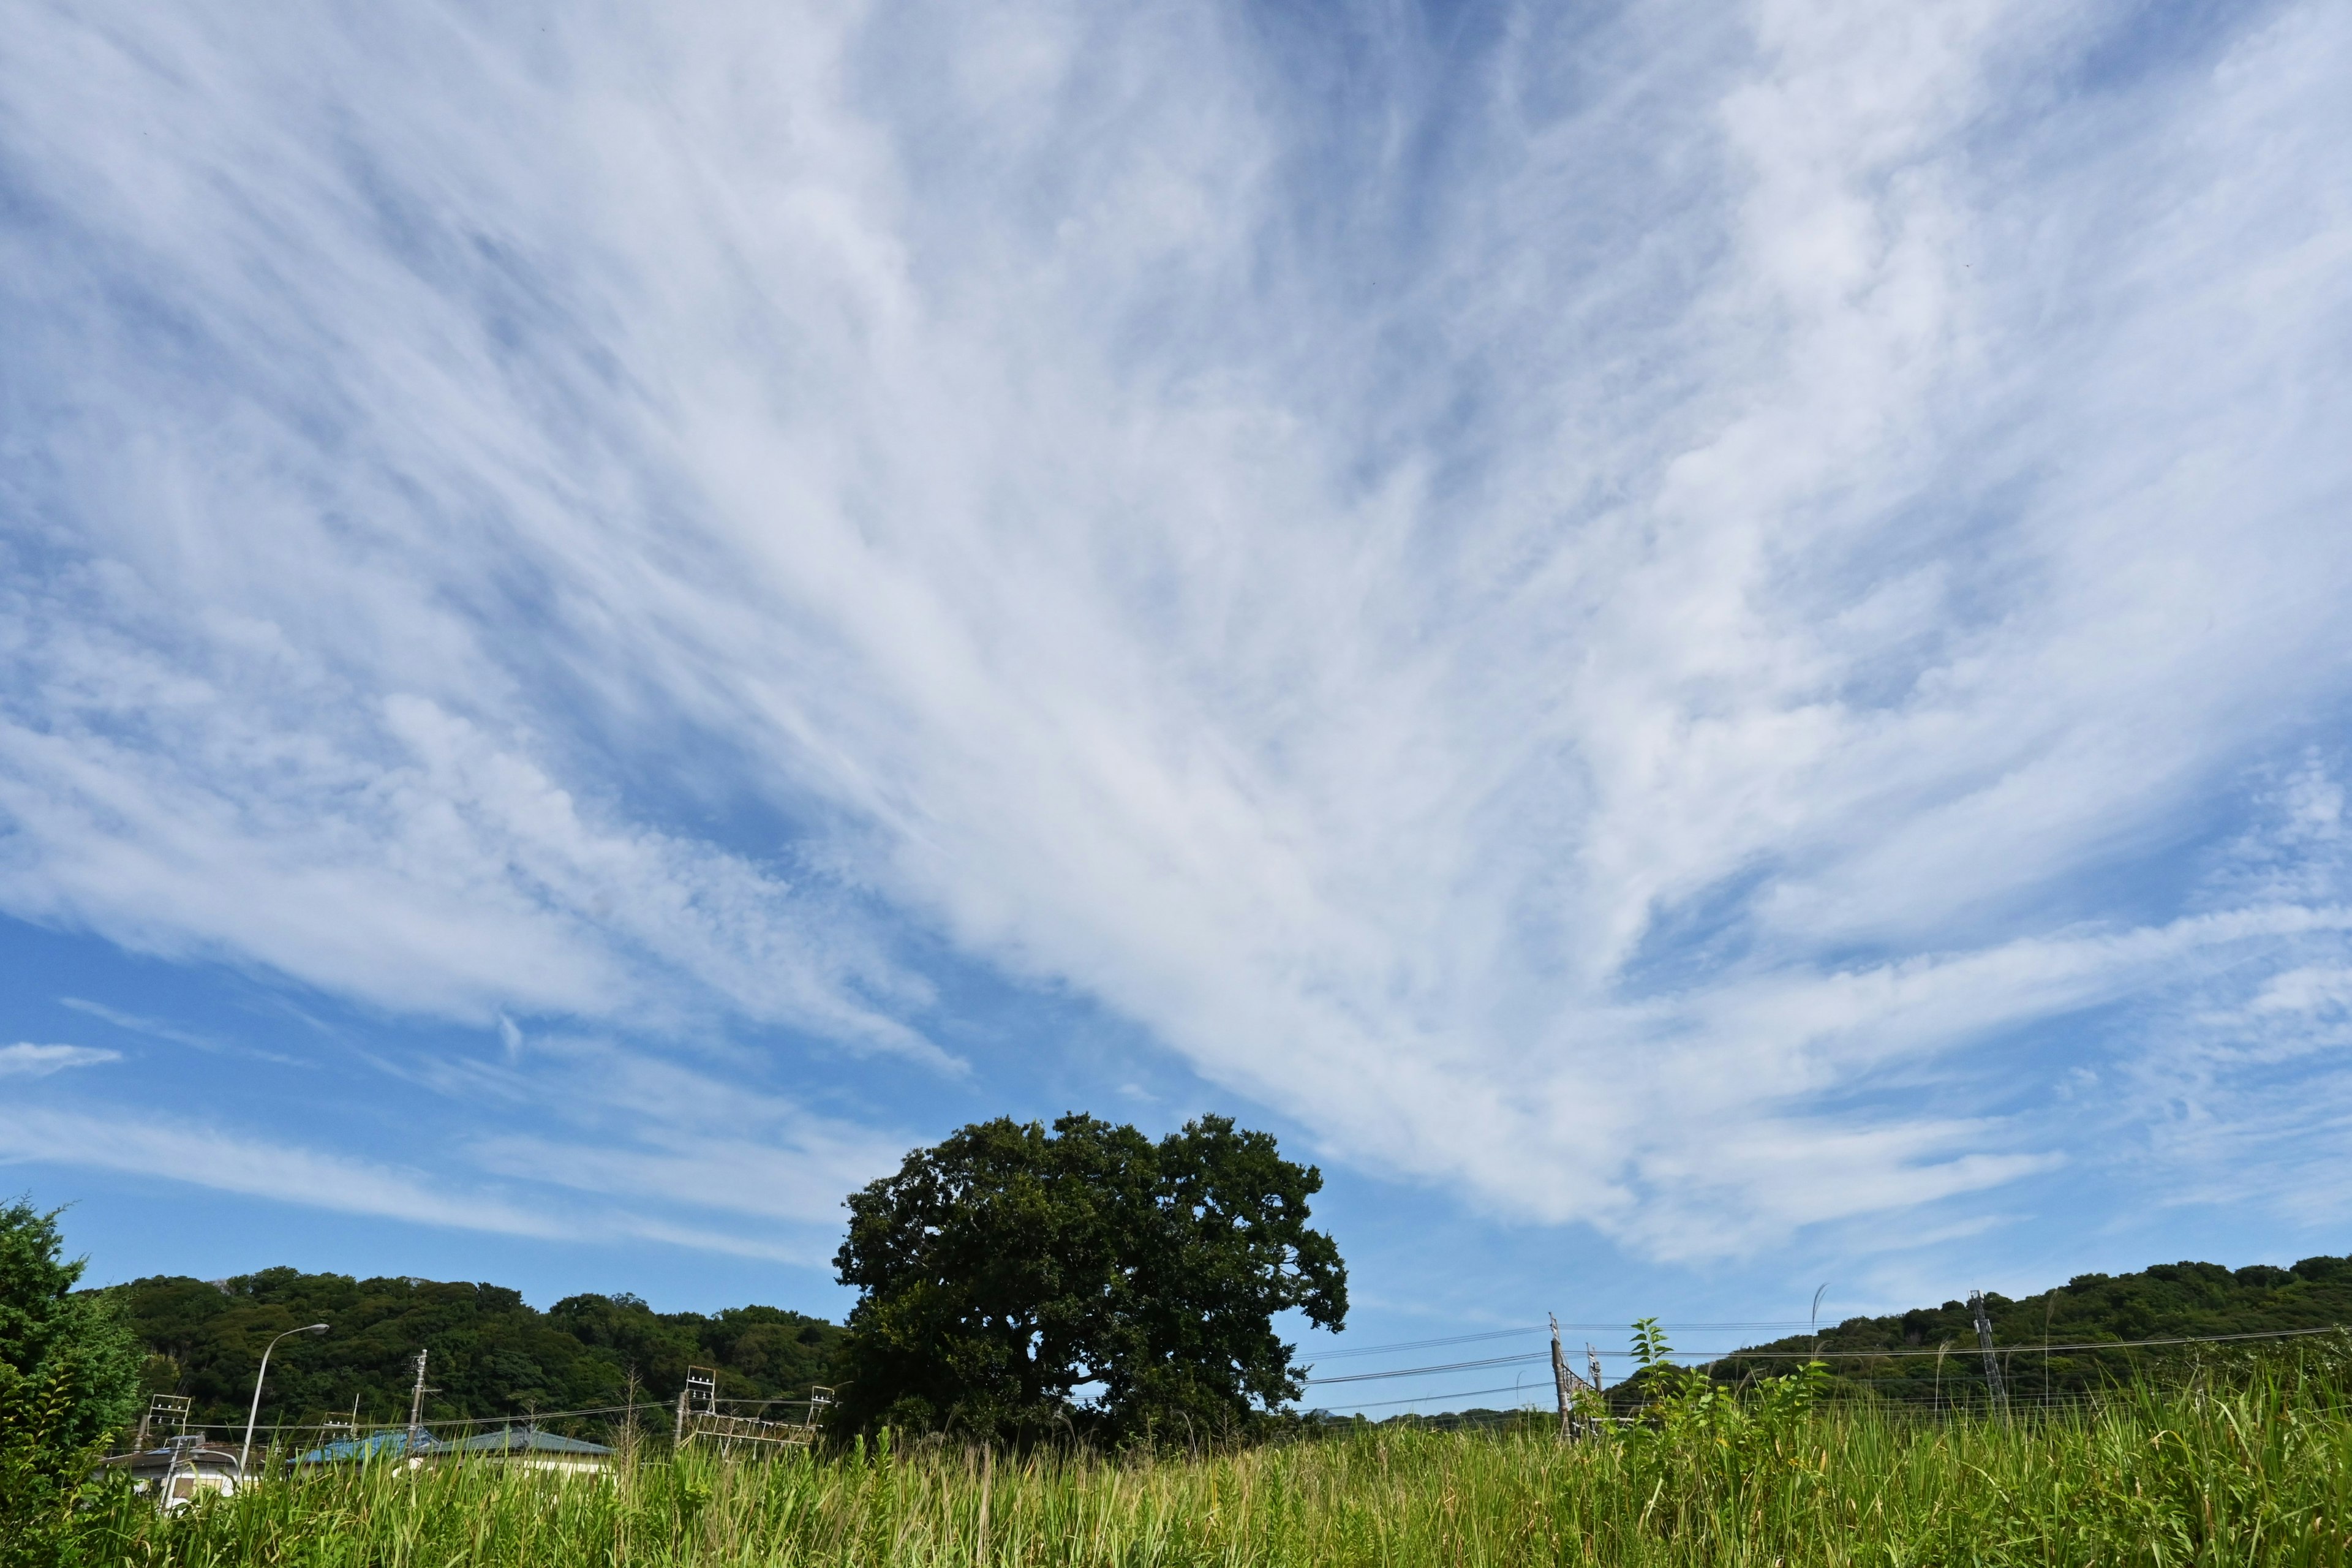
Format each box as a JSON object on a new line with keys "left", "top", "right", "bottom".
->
{"left": 1303, "top": 1322, "right": 2348, "bottom": 1386}
{"left": 246, "top": 1401, "right": 665, "bottom": 1438}
{"left": 1592, "top": 1322, "right": 1818, "bottom": 1331}
{"left": 1684, "top": 1325, "right": 2342, "bottom": 1363}
{"left": 1310, "top": 1327, "right": 1547, "bottom": 1360}
{"left": 1314, "top": 1383, "right": 2255, "bottom": 1417}
{"left": 221, "top": 1324, "right": 2351, "bottom": 1434}
{"left": 1312, "top": 1382, "right": 1549, "bottom": 1412}
{"left": 1306, "top": 1352, "right": 1548, "bottom": 1387}
{"left": 1311, "top": 1321, "right": 1815, "bottom": 1363}
{"left": 1308, "top": 1325, "right": 2351, "bottom": 1414}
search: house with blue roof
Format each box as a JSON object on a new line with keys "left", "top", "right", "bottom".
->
{"left": 293, "top": 1425, "right": 612, "bottom": 1475}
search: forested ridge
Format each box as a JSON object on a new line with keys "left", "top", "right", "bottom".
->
{"left": 109, "top": 1268, "right": 842, "bottom": 1433}
{"left": 1409, "top": 1253, "right": 2352, "bottom": 1428}
{"left": 1713, "top": 1253, "right": 2352, "bottom": 1403}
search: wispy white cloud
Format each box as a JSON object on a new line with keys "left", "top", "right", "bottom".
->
{"left": 424, "top": 1033, "right": 911, "bottom": 1229}
{"left": 0, "top": 1099, "right": 848, "bottom": 1264}
{"left": 59, "top": 996, "right": 304, "bottom": 1066}
{"left": 0, "top": 1104, "right": 561, "bottom": 1234}
{"left": 1, "top": 0, "right": 2347, "bottom": 1259}
{"left": 0, "top": 632, "right": 947, "bottom": 1065}
{"left": 60, "top": 999, "right": 216, "bottom": 1050}
{"left": 0, "top": 1044, "right": 120, "bottom": 1078}
{"left": 311, "top": 1029, "right": 910, "bottom": 1251}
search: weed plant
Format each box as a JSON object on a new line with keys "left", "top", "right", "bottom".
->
{"left": 75, "top": 1348, "right": 2352, "bottom": 1567}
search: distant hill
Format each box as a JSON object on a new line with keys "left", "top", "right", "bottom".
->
{"left": 110, "top": 1267, "right": 843, "bottom": 1436}
{"left": 1715, "top": 1253, "right": 2352, "bottom": 1406}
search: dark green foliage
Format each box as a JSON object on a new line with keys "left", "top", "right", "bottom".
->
{"left": 1, "top": 1199, "right": 142, "bottom": 1450}
{"left": 1, "top": 1199, "right": 141, "bottom": 1568}
{"left": 1718, "top": 1250, "right": 2352, "bottom": 1404}
{"left": 112, "top": 1267, "right": 842, "bottom": 1433}
{"left": 832, "top": 1113, "right": 1346, "bottom": 1447}
{"left": 0, "top": 1196, "right": 83, "bottom": 1370}
{"left": 2, "top": 1363, "right": 99, "bottom": 1568}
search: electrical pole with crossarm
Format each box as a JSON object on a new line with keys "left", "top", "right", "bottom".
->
{"left": 1550, "top": 1314, "right": 1575, "bottom": 1435}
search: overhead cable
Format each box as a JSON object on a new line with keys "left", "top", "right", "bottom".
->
{"left": 1305, "top": 1322, "right": 2346, "bottom": 1385}
{"left": 1311, "top": 1321, "right": 1815, "bottom": 1363}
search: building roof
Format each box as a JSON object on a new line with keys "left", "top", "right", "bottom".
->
{"left": 292, "top": 1425, "right": 612, "bottom": 1464}
{"left": 442, "top": 1427, "right": 614, "bottom": 1456}
{"left": 99, "top": 1443, "right": 242, "bottom": 1475}
{"left": 292, "top": 1430, "right": 436, "bottom": 1465}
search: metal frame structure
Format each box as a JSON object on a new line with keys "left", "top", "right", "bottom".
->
{"left": 1547, "top": 1314, "right": 1603, "bottom": 1438}
{"left": 134, "top": 1394, "right": 194, "bottom": 1452}
{"left": 674, "top": 1367, "right": 834, "bottom": 1454}
{"left": 1969, "top": 1291, "right": 2009, "bottom": 1411}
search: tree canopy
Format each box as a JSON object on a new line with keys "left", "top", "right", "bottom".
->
{"left": 1, "top": 1198, "right": 140, "bottom": 1450}
{"left": 832, "top": 1113, "right": 1346, "bottom": 1447}
{"left": 3, "top": 1198, "right": 142, "bottom": 1566}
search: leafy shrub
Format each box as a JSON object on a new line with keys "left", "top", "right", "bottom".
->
{"left": 1, "top": 1354, "right": 119, "bottom": 1568}
{"left": 1, "top": 1200, "right": 144, "bottom": 1568}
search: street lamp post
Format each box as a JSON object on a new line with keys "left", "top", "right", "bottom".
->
{"left": 239, "top": 1324, "right": 329, "bottom": 1475}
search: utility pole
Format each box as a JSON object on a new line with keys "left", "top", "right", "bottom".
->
{"left": 1549, "top": 1314, "right": 1599, "bottom": 1438}
{"left": 675, "top": 1366, "right": 717, "bottom": 1452}
{"left": 1549, "top": 1314, "right": 1575, "bottom": 1437}
{"left": 1969, "top": 1291, "right": 2007, "bottom": 1411}
{"left": 405, "top": 1349, "right": 432, "bottom": 1453}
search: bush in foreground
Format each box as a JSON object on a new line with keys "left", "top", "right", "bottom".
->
{"left": 2, "top": 1200, "right": 142, "bottom": 1568}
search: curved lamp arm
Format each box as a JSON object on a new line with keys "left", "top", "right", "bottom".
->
{"left": 239, "top": 1323, "right": 329, "bottom": 1474}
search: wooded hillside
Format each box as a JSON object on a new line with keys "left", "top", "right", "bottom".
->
{"left": 114, "top": 1268, "right": 843, "bottom": 1433}
{"left": 1716, "top": 1253, "right": 2352, "bottom": 1404}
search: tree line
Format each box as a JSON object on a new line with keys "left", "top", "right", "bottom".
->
{"left": 115, "top": 1270, "right": 842, "bottom": 1431}
{"left": 1707, "top": 1255, "right": 2352, "bottom": 1405}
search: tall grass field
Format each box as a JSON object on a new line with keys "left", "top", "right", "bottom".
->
{"left": 78, "top": 1360, "right": 2352, "bottom": 1567}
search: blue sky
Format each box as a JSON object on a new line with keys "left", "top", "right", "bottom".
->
{"left": 4, "top": 0, "right": 2351, "bottom": 1413}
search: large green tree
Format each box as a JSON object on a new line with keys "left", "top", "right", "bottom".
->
{"left": 832, "top": 1114, "right": 1346, "bottom": 1447}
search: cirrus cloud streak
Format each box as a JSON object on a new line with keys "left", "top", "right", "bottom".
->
{"left": 2, "top": 0, "right": 2349, "bottom": 1256}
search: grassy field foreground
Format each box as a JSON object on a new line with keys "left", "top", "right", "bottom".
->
{"left": 85, "top": 1368, "right": 2352, "bottom": 1567}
